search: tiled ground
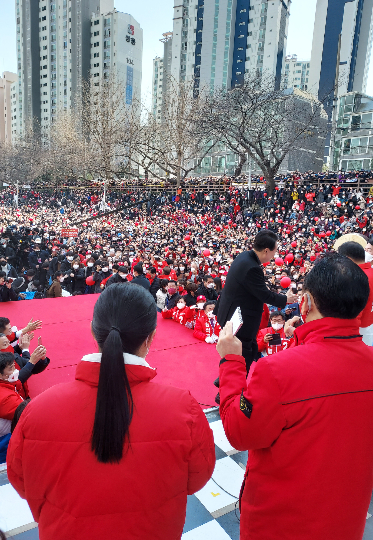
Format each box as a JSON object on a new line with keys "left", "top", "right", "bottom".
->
{"left": 1, "top": 409, "right": 373, "bottom": 540}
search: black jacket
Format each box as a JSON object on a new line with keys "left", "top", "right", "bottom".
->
{"left": 149, "top": 276, "right": 161, "bottom": 298}
{"left": 0, "top": 283, "right": 18, "bottom": 302}
{"left": 105, "top": 274, "right": 128, "bottom": 288}
{"left": 131, "top": 274, "right": 150, "bottom": 291}
{"left": 196, "top": 284, "right": 218, "bottom": 301}
{"left": 184, "top": 292, "right": 198, "bottom": 307}
{"left": 216, "top": 250, "right": 287, "bottom": 344}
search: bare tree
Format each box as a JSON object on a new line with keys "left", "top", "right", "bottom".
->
{"left": 133, "top": 77, "right": 215, "bottom": 188}
{"left": 201, "top": 72, "right": 329, "bottom": 193}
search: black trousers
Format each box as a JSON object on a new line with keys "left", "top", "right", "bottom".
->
{"left": 241, "top": 339, "right": 259, "bottom": 374}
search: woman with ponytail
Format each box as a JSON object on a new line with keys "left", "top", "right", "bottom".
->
{"left": 7, "top": 283, "right": 215, "bottom": 540}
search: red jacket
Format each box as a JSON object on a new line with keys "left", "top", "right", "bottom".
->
{"left": 161, "top": 305, "right": 193, "bottom": 326}
{"left": 193, "top": 313, "right": 221, "bottom": 341}
{"left": 219, "top": 318, "right": 373, "bottom": 540}
{"left": 357, "top": 262, "right": 373, "bottom": 328}
{"left": 0, "top": 379, "right": 23, "bottom": 421}
{"left": 7, "top": 356, "right": 215, "bottom": 540}
{"left": 257, "top": 325, "right": 294, "bottom": 355}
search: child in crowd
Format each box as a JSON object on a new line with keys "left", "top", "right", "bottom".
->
{"left": 162, "top": 296, "right": 194, "bottom": 327}
{"left": 193, "top": 301, "right": 221, "bottom": 343}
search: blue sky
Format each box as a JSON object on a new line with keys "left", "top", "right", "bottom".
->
{"left": 0, "top": 0, "right": 372, "bottom": 104}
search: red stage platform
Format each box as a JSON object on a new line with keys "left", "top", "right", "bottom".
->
{"left": 2, "top": 295, "right": 219, "bottom": 408}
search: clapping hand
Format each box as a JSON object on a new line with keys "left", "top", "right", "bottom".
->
{"left": 24, "top": 318, "right": 42, "bottom": 334}
{"left": 30, "top": 345, "right": 47, "bottom": 364}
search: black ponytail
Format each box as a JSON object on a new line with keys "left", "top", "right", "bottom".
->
{"left": 91, "top": 282, "right": 157, "bottom": 463}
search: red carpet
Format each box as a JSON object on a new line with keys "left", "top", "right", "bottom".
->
{"left": 3, "top": 295, "right": 219, "bottom": 408}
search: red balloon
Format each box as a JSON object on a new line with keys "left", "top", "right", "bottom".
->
{"left": 311, "top": 227, "right": 315, "bottom": 232}
{"left": 275, "top": 257, "right": 284, "bottom": 266}
{"left": 310, "top": 255, "right": 316, "bottom": 261}
{"left": 263, "top": 262, "right": 270, "bottom": 267}
{"left": 319, "top": 232, "right": 326, "bottom": 238}
{"left": 336, "top": 201, "right": 341, "bottom": 207}
{"left": 355, "top": 205, "right": 360, "bottom": 210}
{"left": 280, "top": 276, "right": 291, "bottom": 288}
{"left": 291, "top": 241, "right": 297, "bottom": 248}
{"left": 86, "top": 276, "right": 95, "bottom": 286}
{"left": 285, "top": 254, "right": 294, "bottom": 264}
{"left": 278, "top": 219, "right": 283, "bottom": 223}
{"left": 275, "top": 187, "right": 279, "bottom": 190}
{"left": 264, "top": 192, "right": 267, "bottom": 196}
{"left": 314, "top": 217, "right": 319, "bottom": 221}
{"left": 281, "top": 207, "right": 285, "bottom": 211}
{"left": 135, "top": 222, "right": 139, "bottom": 226}
{"left": 326, "top": 231, "right": 332, "bottom": 236}
{"left": 275, "top": 209, "right": 279, "bottom": 214}
{"left": 184, "top": 235, "right": 190, "bottom": 241}
{"left": 203, "top": 249, "right": 210, "bottom": 257}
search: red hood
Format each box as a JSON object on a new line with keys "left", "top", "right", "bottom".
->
{"left": 294, "top": 317, "right": 361, "bottom": 346}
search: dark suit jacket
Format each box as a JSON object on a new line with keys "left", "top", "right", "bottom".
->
{"left": 217, "top": 250, "right": 287, "bottom": 343}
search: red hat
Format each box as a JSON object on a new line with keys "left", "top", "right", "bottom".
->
{"left": 197, "top": 295, "right": 206, "bottom": 303}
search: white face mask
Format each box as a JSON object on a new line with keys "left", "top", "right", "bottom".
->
{"left": 87, "top": 262, "right": 94, "bottom": 267}
{"left": 73, "top": 265, "right": 79, "bottom": 270}
{"left": 207, "top": 283, "right": 215, "bottom": 289}
{"left": 197, "top": 303, "right": 204, "bottom": 310}
{"left": 180, "top": 267, "right": 185, "bottom": 271}
{"left": 177, "top": 302, "right": 185, "bottom": 310}
{"left": 8, "top": 369, "right": 19, "bottom": 383}
{"left": 67, "top": 256, "right": 73, "bottom": 262}
{"left": 365, "top": 252, "right": 373, "bottom": 263}
{"left": 119, "top": 273, "right": 127, "bottom": 279}
{"left": 272, "top": 322, "right": 284, "bottom": 331}
{"left": 207, "top": 311, "right": 215, "bottom": 319}
{"left": 102, "top": 267, "right": 109, "bottom": 273}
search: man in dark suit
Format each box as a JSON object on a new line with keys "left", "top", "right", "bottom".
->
{"left": 217, "top": 230, "right": 297, "bottom": 373}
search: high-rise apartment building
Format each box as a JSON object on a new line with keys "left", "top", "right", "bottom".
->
{"left": 169, "top": 0, "right": 290, "bottom": 93}
{"left": 0, "top": 72, "right": 18, "bottom": 144}
{"left": 15, "top": 0, "right": 113, "bottom": 135}
{"left": 152, "top": 57, "right": 164, "bottom": 120}
{"left": 282, "top": 55, "right": 310, "bottom": 91}
{"left": 90, "top": 9, "right": 143, "bottom": 106}
{"left": 151, "top": 32, "right": 172, "bottom": 121}
{"left": 309, "top": 0, "right": 373, "bottom": 117}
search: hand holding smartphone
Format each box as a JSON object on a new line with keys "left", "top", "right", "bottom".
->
{"left": 230, "top": 307, "right": 243, "bottom": 336}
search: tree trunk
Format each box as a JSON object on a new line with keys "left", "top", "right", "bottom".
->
{"left": 234, "top": 153, "right": 247, "bottom": 177}
{"left": 176, "top": 150, "right": 182, "bottom": 190}
{"left": 266, "top": 169, "right": 276, "bottom": 195}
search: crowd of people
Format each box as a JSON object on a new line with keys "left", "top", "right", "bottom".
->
{"left": 1, "top": 171, "right": 373, "bottom": 538}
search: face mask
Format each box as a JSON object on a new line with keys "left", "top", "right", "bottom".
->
{"left": 73, "top": 265, "right": 79, "bottom": 270}
{"left": 168, "top": 287, "right": 177, "bottom": 295}
{"left": 87, "top": 262, "right": 94, "bottom": 267}
{"left": 177, "top": 302, "right": 185, "bottom": 310}
{"left": 197, "top": 303, "right": 204, "bottom": 309}
{"left": 180, "top": 267, "right": 185, "bottom": 271}
{"left": 8, "top": 369, "right": 19, "bottom": 383}
{"left": 0, "top": 261, "right": 6, "bottom": 266}
{"left": 272, "top": 322, "right": 284, "bottom": 331}
{"left": 67, "top": 256, "right": 73, "bottom": 262}
{"left": 365, "top": 252, "right": 373, "bottom": 263}
{"left": 207, "top": 283, "right": 215, "bottom": 289}
{"left": 102, "top": 267, "right": 109, "bottom": 273}
{"left": 119, "top": 273, "right": 127, "bottom": 279}
{"left": 207, "top": 311, "right": 215, "bottom": 319}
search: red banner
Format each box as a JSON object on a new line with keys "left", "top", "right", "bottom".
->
{"left": 61, "top": 228, "right": 79, "bottom": 238}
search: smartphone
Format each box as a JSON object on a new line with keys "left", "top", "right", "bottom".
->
{"left": 230, "top": 307, "right": 243, "bottom": 336}
{"left": 292, "top": 285, "right": 297, "bottom": 293}
{"left": 38, "top": 336, "right": 42, "bottom": 346}
{"left": 271, "top": 333, "right": 282, "bottom": 346}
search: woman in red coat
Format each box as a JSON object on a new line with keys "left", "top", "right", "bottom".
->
{"left": 193, "top": 301, "right": 221, "bottom": 343}
{"left": 7, "top": 283, "right": 215, "bottom": 540}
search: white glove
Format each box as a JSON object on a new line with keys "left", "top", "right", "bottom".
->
{"left": 205, "top": 336, "right": 214, "bottom": 344}
{"left": 212, "top": 334, "right": 219, "bottom": 343}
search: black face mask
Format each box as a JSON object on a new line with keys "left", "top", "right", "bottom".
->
{"left": 0, "top": 261, "right": 6, "bottom": 266}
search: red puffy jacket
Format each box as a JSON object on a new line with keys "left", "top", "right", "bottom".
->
{"left": 7, "top": 356, "right": 215, "bottom": 540}
{"left": 219, "top": 317, "right": 373, "bottom": 540}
